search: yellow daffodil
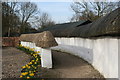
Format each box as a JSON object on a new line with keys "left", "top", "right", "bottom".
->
{"left": 34, "top": 62, "right": 37, "bottom": 64}
{"left": 20, "top": 75, "right": 23, "bottom": 78}
{"left": 27, "top": 76, "right": 30, "bottom": 79}
{"left": 35, "top": 51, "right": 40, "bottom": 53}
{"left": 29, "top": 62, "right": 32, "bottom": 64}
{"left": 21, "top": 72, "right": 28, "bottom": 76}
{"left": 34, "top": 52, "right": 37, "bottom": 53}
{"left": 34, "top": 70, "right": 36, "bottom": 72}
{"left": 27, "top": 66, "right": 30, "bottom": 69}
{"left": 26, "top": 65, "right": 28, "bottom": 67}
{"left": 22, "top": 66, "right": 26, "bottom": 68}
{"left": 25, "top": 46, "right": 29, "bottom": 49}
{"left": 38, "top": 51, "right": 40, "bottom": 53}
{"left": 19, "top": 44, "right": 23, "bottom": 47}
{"left": 29, "top": 71, "right": 32, "bottom": 73}
{"left": 29, "top": 73, "right": 34, "bottom": 76}
{"left": 28, "top": 63, "right": 30, "bottom": 65}
{"left": 36, "top": 59, "right": 38, "bottom": 61}
{"left": 32, "top": 60, "right": 35, "bottom": 62}
{"left": 29, "top": 48, "right": 35, "bottom": 51}
{"left": 34, "top": 67, "right": 37, "bottom": 69}
{"left": 19, "top": 45, "right": 42, "bottom": 78}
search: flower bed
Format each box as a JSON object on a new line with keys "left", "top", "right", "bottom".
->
{"left": 17, "top": 44, "right": 41, "bottom": 79}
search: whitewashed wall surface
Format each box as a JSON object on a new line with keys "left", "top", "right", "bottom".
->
{"left": 51, "top": 37, "right": 119, "bottom": 78}
{"left": 20, "top": 41, "right": 52, "bottom": 68}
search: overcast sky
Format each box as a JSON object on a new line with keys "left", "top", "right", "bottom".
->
{"left": 35, "top": 2, "right": 74, "bottom": 23}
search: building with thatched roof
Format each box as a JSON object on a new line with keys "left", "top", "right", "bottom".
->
{"left": 39, "top": 8, "right": 120, "bottom": 38}
{"left": 38, "top": 8, "right": 119, "bottom": 78}
{"left": 19, "top": 8, "right": 120, "bottom": 77}
{"left": 39, "top": 20, "right": 92, "bottom": 37}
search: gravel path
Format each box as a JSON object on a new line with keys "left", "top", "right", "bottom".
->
{"left": 2, "top": 47, "right": 31, "bottom": 78}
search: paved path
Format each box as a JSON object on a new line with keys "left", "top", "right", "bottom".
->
{"left": 2, "top": 47, "right": 104, "bottom": 78}
{"left": 37, "top": 50, "right": 104, "bottom": 78}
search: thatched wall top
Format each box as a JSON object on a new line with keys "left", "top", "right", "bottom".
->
{"left": 20, "top": 31, "right": 58, "bottom": 48}
{"left": 20, "top": 33, "right": 36, "bottom": 42}
{"left": 33, "top": 31, "right": 58, "bottom": 48}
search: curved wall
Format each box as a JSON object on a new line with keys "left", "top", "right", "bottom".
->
{"left": 51, "top": 37, "right": 119, "bottom": 78}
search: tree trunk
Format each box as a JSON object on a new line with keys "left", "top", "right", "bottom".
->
{"left": 8, "top": 27, "right": 11, "bottom": 37}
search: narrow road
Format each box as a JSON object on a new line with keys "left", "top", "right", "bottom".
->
{"left": 37, "top": 50, "right": 104, "bottom": 78}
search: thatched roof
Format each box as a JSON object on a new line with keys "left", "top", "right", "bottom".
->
{"left": 39, "top": 20, "right": 92, "bottom": 37}
{"left": 86, "top": 7, "right": 120, "bottom": 37}
{"left": 33, "top": 31, "right": 58, "bottom": 48}
{"left": 38, "top": 8, "right": 120, "bottom": 38}
{"left": 20, "top": 31, "right": 58, "bottom": 48}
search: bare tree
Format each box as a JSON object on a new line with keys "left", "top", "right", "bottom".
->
{"left": 35, "top": 12, "right": 55, "bottom": 29}
{"left": 2, "top": 2, "right": 21, "bottom": 37}
{"left": 71, "top": 2, "right": 96, "bottom": 21}
{"left": 118, "top": 1, "right": 120, "bottom": 7}
{"left": 18, "top": 2, "right": 38, "bottom": 33}
{"left": 70, "top": 1, "right": 118, "bottom": 22}
{"left": 8, "top": 2, "right": 19, "bottom": 36}
{"left": 2, "top": 2, "right": 55, "bottom": 35}
{"left": 70, "top": 14, "right": 81, "bottom": 22}
{"left": 90, "top": 2, "right": 117, "bottom": 16}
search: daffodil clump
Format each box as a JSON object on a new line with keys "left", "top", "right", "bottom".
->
{"left": 17, "top": 44, "right": 41, "bottom": 79}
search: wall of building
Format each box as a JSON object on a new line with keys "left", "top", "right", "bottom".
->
{"left": 51, "top": 37, "right": 119, "bottom": 78}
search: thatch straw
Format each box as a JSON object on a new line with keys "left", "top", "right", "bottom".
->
{"left": 38, "top": 8, "right": 120, "bottom": 37}
{"left": 20, "top": 31, "right": 58, "bottom": 48}
{"left": 33, "top": 31, "right": 58, "bottom": 48}
{"left": 20, "top": 33, "right": 36, "bottom": 42}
